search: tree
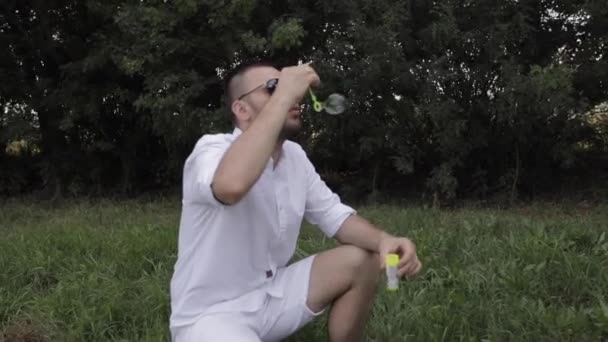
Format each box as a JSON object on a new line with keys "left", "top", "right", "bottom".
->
{"left": 1, "top": 0, "right": 606, "bottom": 202}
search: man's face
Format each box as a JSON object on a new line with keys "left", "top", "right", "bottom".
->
{"left": 234, "top": 66, "right": 302, "bottom": 139}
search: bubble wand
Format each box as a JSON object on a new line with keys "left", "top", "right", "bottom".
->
{"left": 308, "top": 89, "right": 346, "bottom": 115}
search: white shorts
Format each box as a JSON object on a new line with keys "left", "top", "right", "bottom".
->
{"left": 172, "top": 255, "right": 325, "bottom": 342}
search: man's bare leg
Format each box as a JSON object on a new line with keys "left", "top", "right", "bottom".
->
{"left": 306, "top": 245, "right": 381, "bottom": 342}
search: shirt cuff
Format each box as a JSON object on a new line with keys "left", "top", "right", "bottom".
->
{"left": 320, "top": 204, "right": 357, "bottom": 238}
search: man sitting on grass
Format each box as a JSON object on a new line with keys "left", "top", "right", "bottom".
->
{"left": 169, "top": 61, "right": 422, "bottom": 342}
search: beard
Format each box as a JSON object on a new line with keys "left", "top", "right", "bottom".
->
{"left": 247, "top": 99, "right": 302, "bottom": 140}
{"left": 278, "top": 117, "right": 302, "bottom": 140}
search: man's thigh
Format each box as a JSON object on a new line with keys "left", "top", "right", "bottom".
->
{"left": 173, "top": 312, "right": 261, "bottom": 342}
{"left": 261, "top": 255, "right": 325, "bottom": 341}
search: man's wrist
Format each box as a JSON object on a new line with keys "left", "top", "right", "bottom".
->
{"left": 376, "top": 231, "right": 394, "bottom": 252}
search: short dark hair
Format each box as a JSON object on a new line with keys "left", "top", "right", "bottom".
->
{"left": 222, "top": 59, "right": 279, "bottom": 111}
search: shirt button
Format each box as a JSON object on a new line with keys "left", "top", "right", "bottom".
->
{"left": 266, "top": 270, "right": 273, "bottom": 278}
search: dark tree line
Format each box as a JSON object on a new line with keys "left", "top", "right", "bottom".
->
{"left": 1, "top": 0, "right": 607, "bottom": 204}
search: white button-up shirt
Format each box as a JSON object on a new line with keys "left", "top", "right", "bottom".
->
{"left": 169, "top": 127, "right": 355, "bottom": 329}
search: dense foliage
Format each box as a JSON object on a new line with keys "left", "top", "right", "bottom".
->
{"left": 1, "top": 0, "right": 607, "bottom": 203}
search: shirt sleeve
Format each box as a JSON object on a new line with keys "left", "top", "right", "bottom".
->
{"left": 302, "top": 151, "right": 356, "bottom": 237}
{"left": 182, "top": 136, "right": 228, "bottom": 207}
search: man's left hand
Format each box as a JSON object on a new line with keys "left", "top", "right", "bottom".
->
{"left": 378, "top": 236, "right": 422, "bottom": 278}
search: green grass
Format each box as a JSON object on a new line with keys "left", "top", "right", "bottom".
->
{"left": 1, "top": 199, "right": 607, "bottom": 341}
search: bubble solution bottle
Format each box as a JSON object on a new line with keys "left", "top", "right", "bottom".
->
{"left": 385, "top": 253, "right": 399, "bottom": 291}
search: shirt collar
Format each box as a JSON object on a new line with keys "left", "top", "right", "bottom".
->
{"left": 232, "top": 126, "right": 243, "bottom": 138}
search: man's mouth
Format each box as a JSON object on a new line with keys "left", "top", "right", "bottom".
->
{"left": 289, "top": 105, "right": 301, "bottom": 116}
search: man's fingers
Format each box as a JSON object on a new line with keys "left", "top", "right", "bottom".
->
{"left": 413, "top": 260, "right": 423, "bottom": 274}
{"left": 397, "top": 259, "right": 415, "bottom": 276}
{"left": 397, "top": 244, "right": 415, "bottom": 268}
{"left": 309, "top": 73, "right": 321, "bottom": 87}
{"left": 398, "top": 257, "right": 421, "bottom": 277}
{"left": 304, "top": 66, "right": 321, "bottom": 87}
{"left": 398, "top": 263, "right": 415, "bottom": 276}
{"left": 408, "top": 259, "right": 423, "bottom": 276}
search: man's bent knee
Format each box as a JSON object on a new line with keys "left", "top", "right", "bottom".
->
{"left": 307, "top": 245, "right": 380, "bottom": 313}
{"left": 338, "top": 245, "right": 381, "bottom": 280}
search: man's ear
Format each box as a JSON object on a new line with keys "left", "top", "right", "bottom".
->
{"left": 231, "top": 100, "right": 251, "bottom": 123}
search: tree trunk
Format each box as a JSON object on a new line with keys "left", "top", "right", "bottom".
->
{"left": 510, "top": 143, "right": 520, "bottom": 205}
{"left": 37, "top": 107, "right": 65, "bottom": 199}
{"left": 370, "top": 160, "right": 380, "bottom": 204}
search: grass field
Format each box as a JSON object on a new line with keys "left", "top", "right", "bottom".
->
{"left": 1, "top": 198, "right": 607, "bottom": 341}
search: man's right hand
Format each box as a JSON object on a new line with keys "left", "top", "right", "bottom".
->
{"left": 273, "top": 63, "right": 321, "bottom": 108}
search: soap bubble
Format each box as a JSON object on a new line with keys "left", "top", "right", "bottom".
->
{"left": 323, "top": 93, "right": 346, "bottom": 115}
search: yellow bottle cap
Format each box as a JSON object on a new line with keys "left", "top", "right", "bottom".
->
{"left": 385, "top": 253, "right": 399, "bottom": 266}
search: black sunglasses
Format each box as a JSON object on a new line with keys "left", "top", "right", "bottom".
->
{"left": 237, "top": 78, "right": 279, "bottom": 100}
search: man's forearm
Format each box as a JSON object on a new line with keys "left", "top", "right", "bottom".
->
{"left": 212, "top": 96, "right": 292, "bottom": 204}
{"left": 334, "top": 214, "right": 393, "bottom": 252}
